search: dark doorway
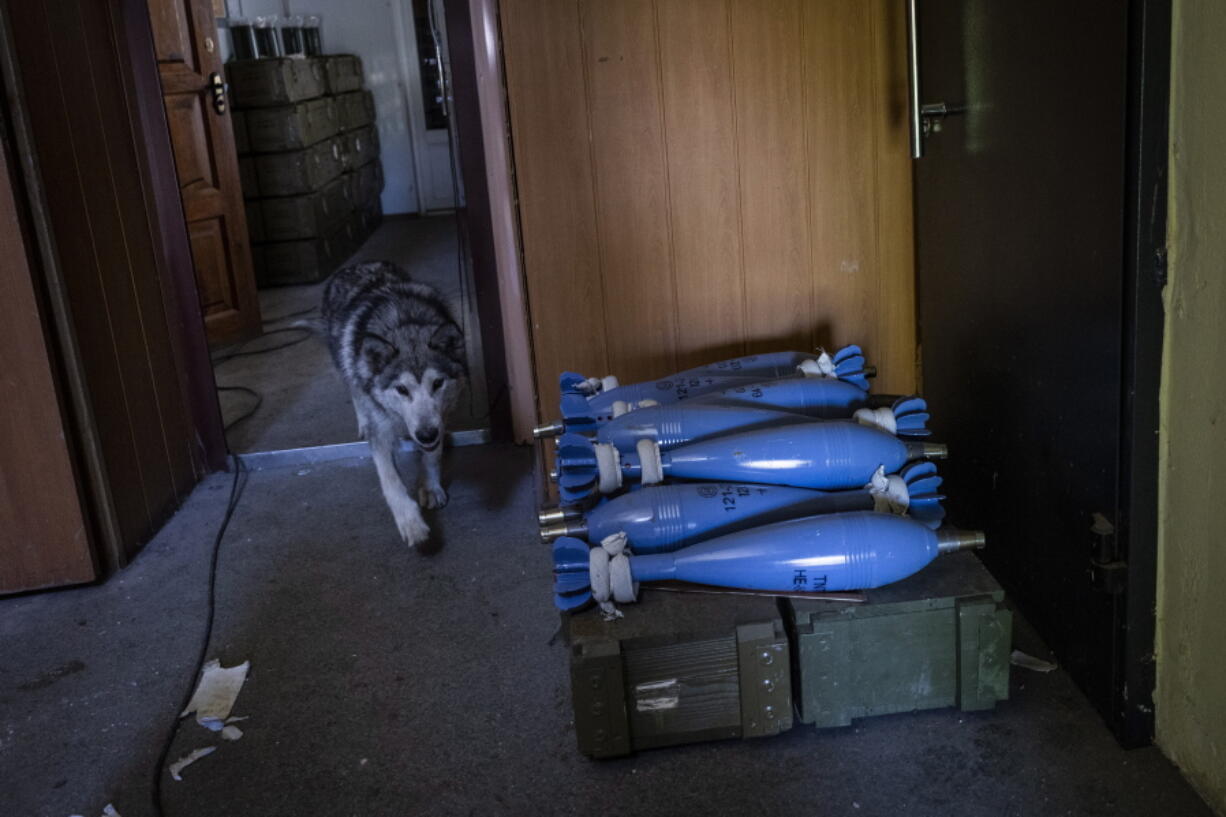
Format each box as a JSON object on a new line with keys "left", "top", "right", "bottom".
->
{"left": 913, "top": 0, "right": 1169, "bottom": 746}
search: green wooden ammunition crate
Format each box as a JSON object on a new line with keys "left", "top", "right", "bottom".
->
{"left": 786, "top": 551, "right": 1012, "bottom": 729}
{"left": 334, "top": 89, "right": 375, "bottom": 131}
{"left": 250, "top": 177, "right": 351, "bottom": 242}
{"left": 243, "top": 97, "right": 338, "bottom": 153}
{"left": 245, "top": 200, "right": 264, "bottom": 243}
{"left": 356, "top": 199, "right": 383, "bottom": 237}
{"left": 227, "top": 57, "right": 325, "bottom": 109}
{"left": 343, "top": 161, "right": 384, "bottom": 210}
{"left": 566, "top": 591, "right": 793, "bottom": 759}
{"left": 340, "top": 125, "right": 379, "bottom": 171}
{"left": 249, "top": 243, "right": 265, "bottom": 281}
{"left": 231, "top": 110, "right": 250, "bottom": 154}
{"left": 255, "top": 216, "right": 352, "bottom": 287}
{"left": 252, "top": 138, "right": 343, "bottom": 197}
{"left": 323, "top": 54, "right": 363, "bottom": 93}
{"left": 239, "top": 156, "right": 259, "bottom": 200}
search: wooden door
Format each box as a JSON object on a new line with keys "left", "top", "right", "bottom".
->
{"left": 5, "top": 0, "right": 216, "bottom": 573}
{"left": 500, "top": 0, "right": 917, "bottom": 424}
{"left": 147, "top": 0, "right": 261, "bottom": 344}
{"left": 0, "top": 130, "right": 96, "bottom": 593}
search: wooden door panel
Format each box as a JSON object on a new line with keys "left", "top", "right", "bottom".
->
{"left": 503, "top": 0, "right": 918, "bottom": 426}
{"left": 4, "top": 0, "right": 211, "bottom": 576}
{"left": 0, "top": 126, "right": 96, "bottom": 594}
{"left": 164, "top": 94, "right": 219, "bottom": 190}
{"left": 148, "top": 1, "right": 196, "bottom": 66}
{"left": 149, "top": 0, "right": 260, "bottom": 345}
{"left": 189, "top": 217, "right": 240, "bottom": 317}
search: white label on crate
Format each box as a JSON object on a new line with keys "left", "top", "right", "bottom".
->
{"left": 634, "top": 678, "right": 680, "bottom": 712}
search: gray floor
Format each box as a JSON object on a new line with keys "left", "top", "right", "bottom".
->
{"left": 216, "top": 214, "right": 489, "bottom": 454}
{"left": 0, "top": 445, "right": 1214, "bottom": 817}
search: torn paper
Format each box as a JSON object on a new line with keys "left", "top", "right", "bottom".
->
{"left": 181, "top": 660, "right": 250, "bottom": 730}
{"left": 169, "top": 747, "right": 216, "bottom": 781}
{"left": 1011, "top": 649, "right": 1058, "bottom": 672}
{"left": 221, "top": 725, "right": 243, "bottom": 741}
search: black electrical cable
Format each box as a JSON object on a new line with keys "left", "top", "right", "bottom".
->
{"left": 211, "top": 326, "right": 315, "bottom": 366}
{"left": 259, "top": 305, "right": 319, "bottom": 325}
{"left": 150, "top": 454, "right": 248, "bottom": 817}
{"left": 211, "top": 325, "right": 318, "bottom": 432}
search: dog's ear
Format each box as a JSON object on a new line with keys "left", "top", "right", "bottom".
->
{"left": 428, "top": 323, "right": 464, "bottom": 357}
{"left": 359, "top": 332, "right": 399, "bottom": 373}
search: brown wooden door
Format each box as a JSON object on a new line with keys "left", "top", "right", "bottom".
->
{"left": 0, "top": 132, "right": 96, "bottom": 594}
{"left": 501, "top": 0, "right": 917, "bottom": 424}
{"left": 147, "top": 0, "right": 261, "bottom": 344}
{"left": 6, "top": 0, "right": 219, "bottom": 575}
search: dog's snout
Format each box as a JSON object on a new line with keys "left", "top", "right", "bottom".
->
{"left": 416, "top": 426, "right": 440, "bottom": 446}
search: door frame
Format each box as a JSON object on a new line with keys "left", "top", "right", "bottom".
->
{"left": 1114, "top": 0, "right": 1171, "bottom": 748}
{"left": 117, "top": 0, "right": 228, "bottom": 472}
{"left": 443, "top": 0, "right": 536, "bottom": 443}
{"left": 110, "top": 0, "right": 534, "bottom": 447}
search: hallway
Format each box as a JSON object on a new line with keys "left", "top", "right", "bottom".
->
{"left": 0, "top": 445, "right": 1212, "bottom": 817}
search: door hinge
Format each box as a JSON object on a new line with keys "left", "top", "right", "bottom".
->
{"left": 1089, "top": 512, "right": 1126, "bottom": 594}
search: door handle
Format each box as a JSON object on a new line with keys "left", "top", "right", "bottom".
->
{"left": 208, "top": 72, "right": 228, "bottom": 115}
{"left": 906, "top": 1, "right": 967, "bottom": 157}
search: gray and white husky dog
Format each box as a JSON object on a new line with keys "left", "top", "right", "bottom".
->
{"left": 321, "top": 260, "right": 466, "bottom": 547}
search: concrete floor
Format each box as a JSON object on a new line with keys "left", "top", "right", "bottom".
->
{"left": 216, "top": 214, "right": 489, "bottom": 453}
{"left": 0, "top": 445, "right": 1214, "bottom": 817}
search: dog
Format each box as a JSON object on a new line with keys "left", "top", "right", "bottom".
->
{"left": 320, "top": 260, "right": 467, "bottom": 547}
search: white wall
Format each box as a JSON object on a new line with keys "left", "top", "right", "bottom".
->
{"left": 222, "top": 0, "right": 420, "bottom": 214}
{"left": 1156, "top": 2, "right": 1226, "bottom": 814}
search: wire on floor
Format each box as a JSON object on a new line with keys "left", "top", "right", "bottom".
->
{"left": 212, "top": 324, "right": 319, "bottom": 432}
{"left": 211, "top": 326, "right": 315, "bottom": 366}
{"left": 150, "top": 455, "right": 248, "bottom": 817}
{"left": 259, "top": 305, "right": 319, "bottom": 325}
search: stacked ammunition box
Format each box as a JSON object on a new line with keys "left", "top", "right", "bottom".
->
{"left": 229, "top": 54, "right": 384, "bottom": 286}
{"left": 564, "top": 552, "right": 1011, "bottom": 758}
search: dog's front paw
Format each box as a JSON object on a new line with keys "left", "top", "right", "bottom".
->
{"left": 418, "top": 483, "right": 448, "bottom": 510}
{"left": 389, "top": 496, "right": 430, "bottom": 547}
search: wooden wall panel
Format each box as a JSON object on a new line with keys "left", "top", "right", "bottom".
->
{"left": 657, "top": 0, "right": 745, "bottom": 371}
{"left": 580, "top": 0, "right": 679, "bottom": 384}
{"left": 502, "top": 0, "right": 918, "bottom": 423}
{"left": 804, "top": 0, "right": 880, "bottom": 356}
{"left": 731, "top": 0, "right": 812, "bottom": 354}
{"left": 500, "top": 0, "right": 607, "bottom": 425}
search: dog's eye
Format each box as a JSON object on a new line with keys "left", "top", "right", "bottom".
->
{"left": 431, "top": 378, "right": 445, "bottom": 392}
{"left": 395, "top": 384, "right": 410, "bottom": 397}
